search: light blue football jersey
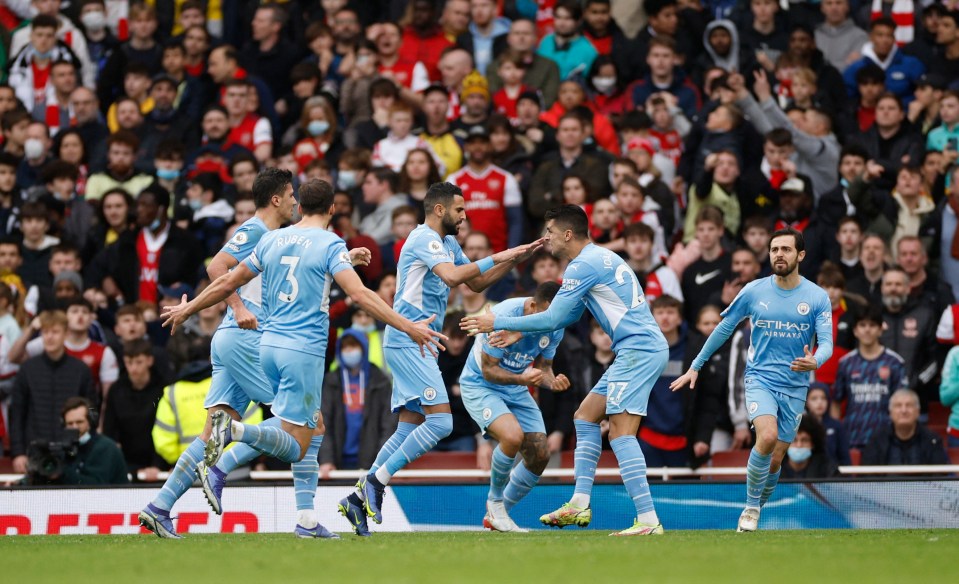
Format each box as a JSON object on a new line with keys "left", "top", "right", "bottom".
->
{"left": 243, "top": 225, "right": 354, "bottom": 357}
{"left": 496, "top": 244, "right": 668, "bottom": 354}
{"left": 218, "top": 216, "right": 268, "bottom": 331}
{"left": 383, "top": 224, "right": 470, "bottom": 348}
{"left": 692, "top": 275, "right": 833, "bottom": 397}
{"left": 459, "top": 297, "right": 565, "bottom": 392}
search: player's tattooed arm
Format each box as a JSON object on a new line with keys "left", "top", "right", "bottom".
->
{"left": 481, "top": 353, "right": 544, "bottom": 387}
{"left": 535, "top": 358, "right": 571, "bottom": 392}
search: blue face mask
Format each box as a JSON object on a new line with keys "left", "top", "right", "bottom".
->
{"left": 78, "top": 432, "right": 91, "bottom": 445}
{"left": 352, "top": 322, "right": 376, "bottom": 334}
{"left": 34, "top": 49, "right": 53, "bottom": 60}
{"left": 340, "top": 348, "right": 363, "bottom": 369}
{"left": 308, "top": 120, "right": 330, "bottom": 137}
{"left": 188, "top": 199, "right": 203, "bottom": 211}
{"left": 337, "top": 170, "right": 358, "bottom": 190}
{"left": 788, "top": 446, "right": 812, "bottom": 463}
{"left": 157, "top": 168, "right": 180, "bottom": 181}
{"left": 148, "top": 217, "right": 162, "bottom": 231}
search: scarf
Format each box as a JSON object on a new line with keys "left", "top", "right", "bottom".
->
{"left": 872, "top": 0, "right": 914, "bottom": 46}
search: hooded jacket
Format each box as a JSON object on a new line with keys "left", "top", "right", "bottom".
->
{"left": 702, "top": 20, "right": 740, "bottom": 73}
{"left": 319, "top": 329, "right": 396, "bottom": 469}
{"left": 843, "top": 43, "right": 926, "bottom": 101}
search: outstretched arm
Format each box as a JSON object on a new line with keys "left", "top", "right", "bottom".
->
{"left": 162, "top": 265, "right": 256, "bottom": 333}
{"left": 333, "top": 268, "right": 446, "bottom": 357}
{"left": 461, "top": 293, "right": 586, "bottom": 334}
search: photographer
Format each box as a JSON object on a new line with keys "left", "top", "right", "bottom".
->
{"left": 9, "top": 310, "right": 96, "bottom": 476}
{"left": 59, "top": 397, "right": 129, "bottom": 485}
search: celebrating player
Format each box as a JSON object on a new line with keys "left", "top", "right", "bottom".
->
{"left": 459, "top": 281, "right": 569, "bottom": 532}
{"left": 339, "top": 181, "right": 543, "bottom": 536}
{"left": 139, "top": 168, "right": 299, "bottom": 539}
{"left": 160, "top": 179, "right": 446, "bottom": 536}
{"left": 670, "top": 228, "right": 832, "bottom": 532}
{"left": 461, "top": 205, "right": 670, "bottom": 536}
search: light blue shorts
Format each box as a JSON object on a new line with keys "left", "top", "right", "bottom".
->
{"left": 744, "top": 379, "right": 806, "bottom": 443}
{"left": 461, "top": 384, "right": 546, "bottom": 438}
{"left": 386, "top": 346, "right": 448, "bottom": 414}
{"left": 260, "top": 344, "right": 325, "bottom": 428}
{"left": 204, "top": 328, "right": 275, "bottom": 413}
{"left": 590, "top": 348, "right": 669, "bottom": 416}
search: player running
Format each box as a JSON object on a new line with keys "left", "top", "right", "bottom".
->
{"left": 459, "top": 281, "right": 569, "bottom": 532}
{"left": 139, "top": 168, "right": 300, "bottom": 539}
{"left": 160, "top": 179, "right": 445, "bottom": 536}
{"left": 670, "top": 227, "right": 832, "bottom": 532}
{"left": 462, "top": 205, "right": 670, "bottom": 536}
{"left": 339, "top": 181, "right": 542, "bottom": 536}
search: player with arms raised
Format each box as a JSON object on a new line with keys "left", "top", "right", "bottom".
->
{"left": 671, "top": 228, "right": 832, "bottom": 532}
{"left": 462, "top": 205, "right": 670, "bottom": 536}
{"left": 460, "top": 281, "right": 569, "bottom": 532}
{"left": 341, "top": 181, "right": 543, "bottom": 536}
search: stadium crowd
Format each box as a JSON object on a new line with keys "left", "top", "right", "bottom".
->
{"left": 0, "top": 0, "right": 957, "bottom": 485}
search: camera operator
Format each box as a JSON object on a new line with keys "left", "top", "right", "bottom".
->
{"left": 58, "top": 397, "right": 129, "bottom": 485}
{"left": 9, "top": 310, "right": 96, "bottom": 476}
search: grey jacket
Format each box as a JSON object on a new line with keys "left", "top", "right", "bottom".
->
{"left": 737, "top": 95, "right": 840, "bottom": 199}
{"left": 815, "top": 19, "right": 869, "bottom": 73}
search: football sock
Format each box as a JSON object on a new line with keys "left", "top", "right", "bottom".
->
{"left": 746, "top": 448, "right": 773, "bottom": 509}
{"left": 235, "top": 423, "right": 301, "bottom": 463}
{"left": 488, "top": 445, "right": 514, "bottom": 502}
{"left": 503, "top": 460, "right": 540, "bottom": 512}
{"left": 610, "top": 435, "right": 658, "bottom": 523}
{"left": 215, "top": 417, "right": 282, "bottom": 473}
{"left": 358, "top": 422, "right": 417, "bottom": 501}
{"left": 375, "top": 413, "right": 453, "bottom": 484}
{"left": 293, "top": 435, "right": 323, "bottom": 511}
{"left": 153, "top": 437, "right": 205, "bottom": 512}
{"left": 760, "top": 467, "right": 782, "bottom": 507}
{"left": 570, "top": 419, "right": 601, "bottom": 508}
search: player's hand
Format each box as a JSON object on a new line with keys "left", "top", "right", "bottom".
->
{"left": 492, "top": 238, "right": 546, "bottom": 266}
{"left": 487, "top": 330, "right": 523, "bottom": 348}
{"left": 550, "top": 373, "right": 571, "bottom": 392}
{"left": 319, "top": 463, "right": 335, "bottom": 480}
{"left": 349, "top": 247, "right": 372, "bottom": 267}
{"left": 406, "top": 314, "right": 448, "bottom": 358}
{"left": 693, "top": 441, "right": 710, "bottom": 458}
{"left": 161, "top": 294, "right": 192, "bottom": 334}
{"left": 13, "top": 455, "right": 27, "bottom": 474}
{"left": 233, "top": 304, "right": 258, "bottom": 330}
{"left": 732, "top": 428, "right": 753, "bottom": 449}
{"left": 791, "top": 345, "right": 818, "bottom": 371}
{"left": 669, "top": 368, "right": 699, "bottom": 391}
{"left": 460, "top": 306, "right": 496, "bottom": 335}
{"left": 521, "top": 367, "right": 545, "bottom": 386}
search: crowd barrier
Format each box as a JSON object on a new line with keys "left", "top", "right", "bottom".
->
{"left": 3, "top": 475, "right": 958, "bottom": 535}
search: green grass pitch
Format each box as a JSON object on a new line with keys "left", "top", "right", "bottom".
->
{"left": 3, "top": 529, "right": 954, "bottom": 584}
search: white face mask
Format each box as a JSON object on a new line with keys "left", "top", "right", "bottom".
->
{"left": 81, "top": 11, "right": 107, "bottom": 31}
{"left": 592, "top": 77, "right": 616, "bottom": 93}
{"left": 78, "top": 432, "right": 91, "bottom": 445}
{"left": 24, "top": 138, "right": 45, "bottom": 160}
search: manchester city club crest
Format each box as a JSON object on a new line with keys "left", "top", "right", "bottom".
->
{"left": 797, "top": 302, "right": 810, "bottom": 315}
{"left": 423, "top": 387, "right": 437, "bottom": 401}
{"left": 482, "top": 408, "right": 492, "bottom": 421}
{"left": 539, "top": 336, "right": 549, "bottom": 349}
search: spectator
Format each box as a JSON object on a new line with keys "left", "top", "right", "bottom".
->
{"left": 398, "top": 148, "right": 443, "bottom": 205}
{"left": 448, "top": 126, "right": 523, "bottom": 253}
{"left": 332, "top": 213, "right": 383, "bottom": 285}
{"left": 81, "top": 188, "right": 134, "bottom": 266}
{"left": 681, "top": 304, "right": 729, "bottom": 459}
{"left": 816, "top": 150, "right": 870, "bottom": 261}
{"left": 897, "top": 236, "right": 955, "bottom": 319}
{"left": 683, "top": 150, "right": 741, "bottom": 241}
{"left": 319, "top": 328, "right": 396, "bottom": 477}
{"left": 7, "top": 15, "right": 85, "bottom": 114}
{"left": 358, "top": 168, "right": 406, "bottom": 246}
{"left": 641, "top": 295, "right": 689, "bottom": 467}
{"left": 843, "top": 18, "right": 925, "bottom": 102}
{"left": 852, "top": 164, "right": 933, "bottom": 253}
{"left": 17, "top": 201, "right": 58, "bottom": 289}
{"left": 8, "top": 310, "right": 96, "bottom": 475}
{"left": 63, "top": 89, "right": 104, "bottom": 166}
{"left": 487, "top": 18, "right": 560, "bottom": 108}
{"left": 940, "top": 344, "right": 959, "bottom": 448}
{"left": 239, "top": 3, "right": 302, "bottom": 106}
{"left": 374, "top": 21, "right": 429, "bottom": 103}
{"left": 18, "top": 121, "right": 54, "bottom": 189}
{"left": 537, "top": 0, "right": 598, "bottom": 80}
{"left": 816, "top": 0, "right": 869, "bottom": 73}
{"left": 419, "top": 85, "right": 464, "bottom": 179}
{"left": 57, "top": 396, "right": 128, "bottom": 485}
{"left": 102, "top": 338, "right": 166, "bottom": 478}
{"left": 455, "top": 0, "right": 508, "bottom": 77}
{"left": 926, "top": 90, "right": 959, "bottom": 153}
{"left": 909, "top": 74, "right": 946, "bottom": 138}
{"left": 861, "top": 389, "right": 949, "bottom": 466}
{"left": 738, "top": 129, "right": 806, "bottom": 222}
{"left": 706, "top": 247, "right": 762, "bottom": 311}
{"left": 624, "top": 222, "right": 682, "bottom": 302}
{"left": 833, "top": 307, "right": 908, "bottom": 449}
{"left": 452, "top": 71, "right": 491, "bottom": 139}
{"left": 634, "top": 0, "right": 690, "bottom": 77}
{"left": 847, "top": 233, "right": 888, "bottom": 306}
{"left": 84, "top": 131, "right": 154, "bottom": 202}
{"left": 164, "top": 300, "right": 222, "bottom": 377}
{"left": 436, "top": 311, "right": 480, "bottom": 453}
{"left": 373, "top": 102, "right": 434, "bottom": 172}
{"left": 628, "top": 37, "right": 701, "bottom": 120}
{"left": 780, "top": 416, "right": 840, "bottom": 479}
{"left": 681, "top": 206, "right": 732, "bottom": 322}
{"left": 88, "top": 184, "right": 202, "bottom": 306}
{"left": 878, "top": 267, "right": 938, "bottom": 403}
{"left": 849, "top": 93, "right": 923, "bottom": 190}
{"left": 40, "top": 160, "right": 94, "bottom": 248}
{"left": 931, "top": 10, "right": 959, "bottom": 81}
{"left": 109, "top": 304, "right": 173, "bottom": 384}
{"left": 805, "top": 382, "right": 852, "bottom": 466}
{"left": 581, "top": 0, "right": 635, "bottom": 80}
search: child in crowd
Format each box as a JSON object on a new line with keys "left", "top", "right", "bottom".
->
{"left": 491, "top": 50, "right": 530, "bottom": 126}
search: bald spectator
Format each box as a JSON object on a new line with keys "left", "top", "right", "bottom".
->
{"left": 862, "top": 389, "right": 949, "bottom": 466}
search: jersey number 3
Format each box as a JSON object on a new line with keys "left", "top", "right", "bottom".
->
{"left": 615, "top": 265, "right": 642, "bottom": 308}
{"left": 279, "top": 255, "right": 300, "bottom": 303}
